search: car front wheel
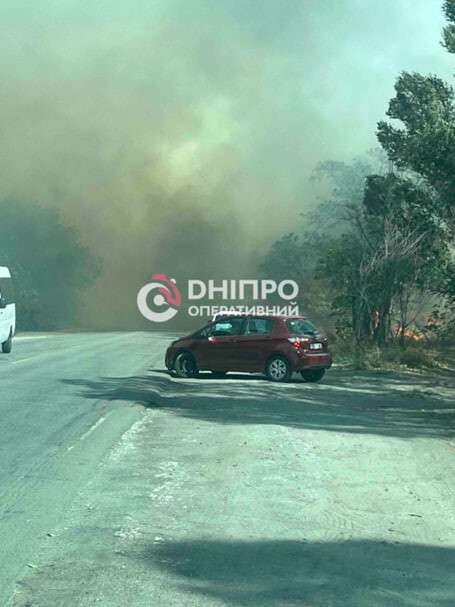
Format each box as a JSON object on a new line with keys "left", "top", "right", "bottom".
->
{"left": 266, "top": 355, "right": 291, "bottom": 382}
{"left": 2, "top": 331, "right": 12, "bottom": 354}
{"left": 301, "top": 368, "right": 325, "bottom": 382}
{"left": 173, "top": 352, "right": 198, "bottom": 378}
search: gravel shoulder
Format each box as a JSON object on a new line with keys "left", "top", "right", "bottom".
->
{"left": 11, "top": 364, "right": 455, "bottom": 607}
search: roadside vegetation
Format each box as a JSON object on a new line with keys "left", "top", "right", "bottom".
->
{"left": 262, "top": 0, "right": 455, "bottom": 371}
{"left": 0, "top": 200, "right": 99, "bottom": 329}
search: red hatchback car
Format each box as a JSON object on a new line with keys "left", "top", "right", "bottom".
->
{"left": 165, "top": 314, "right": 332, "bottom": 382}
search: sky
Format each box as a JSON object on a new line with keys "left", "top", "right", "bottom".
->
{"left": 0, "top": 0, "right": 453, "bottom": 327}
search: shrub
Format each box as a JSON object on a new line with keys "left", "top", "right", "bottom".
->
{"left": 399, "top": 347, "right": 437, "bottom": 369}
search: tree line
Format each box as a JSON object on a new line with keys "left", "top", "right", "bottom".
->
{"left": 262, "top": 0, "right": 455, "bottom": 352}
{"left": 0, "top": 200, "right": 98, "bottom": 330}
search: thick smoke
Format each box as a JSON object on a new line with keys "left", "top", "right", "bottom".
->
{"left": 0, "top": 0, "right": 452, "bottom": 328}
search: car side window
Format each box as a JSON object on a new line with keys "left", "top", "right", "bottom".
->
{"left": 207, "top": 318, "right": 245, "bottom": 337}
{"left": 246, "top": 318, "right": 273, "bottom": 335}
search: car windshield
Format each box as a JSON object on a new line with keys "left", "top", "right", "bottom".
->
{"left": 286, "top": 318, "right": 317, "bottom": 335}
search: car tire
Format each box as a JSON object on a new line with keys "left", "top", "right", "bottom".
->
{"left": 301, "top": 368, "right": 325, "bottom": 383}
{"left": 2, "top": 331, "right": 12, "bottom": 354}
{"left": 265, "top": 355, "right": 291, "bottom": 382}
{"left": 173, "top": 352, "right": 198, "bottom": 378}
{"left": 211, "top": 371, "right": 227, "bottom": 378}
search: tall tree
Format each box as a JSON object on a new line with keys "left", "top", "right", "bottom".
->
{"left": 374, "top": 1, "right": 455, "bottom": 305}
{"left": 0, "top": 200, "right": 100, "bottom": 329}
{"left": 377, "top": 1, "right": 455, "bottom": 231}
{"left": 377, "top": 72, "right": 455, "bottom": 227}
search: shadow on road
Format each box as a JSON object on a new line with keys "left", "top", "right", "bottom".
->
{"left": 140, "top": 537, "right": 455, "bottom": 606}
{"left": 63, "top": 367, "right": 455, "bottom": 439}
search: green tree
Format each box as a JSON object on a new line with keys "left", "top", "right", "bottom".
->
{"left": 0, "top": 200, "right": 100, "bottom": 329}
{"left": 263, "top": 1, "right": 455, "bottom": 349}
{"left": 377, "top": 72, "right": 455, "bottom": 228}
{"left": 375, "top": 1, "right": 455, "bottom": 305}
{"left": 442, "top": 0, "right": 455, "bottom": 53}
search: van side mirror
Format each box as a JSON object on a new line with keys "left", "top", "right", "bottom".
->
{"left": 0, "top": 297, "right": 6, "bottom": 309}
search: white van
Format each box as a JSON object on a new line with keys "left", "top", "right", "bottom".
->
{"left": 0, "top": 266, "right": 16, "bottom": 353}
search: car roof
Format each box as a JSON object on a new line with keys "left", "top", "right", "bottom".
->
{"left": 213, "top": 313, "right": 306, "bottom": 321}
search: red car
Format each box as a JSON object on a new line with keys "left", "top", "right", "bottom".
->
{"left": 165, "top": 314, "right": 332, "bottom": 382}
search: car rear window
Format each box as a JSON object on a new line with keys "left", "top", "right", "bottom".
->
{"left": 246, "top": 318, "right": 273, "bottom": 335}
{"left": 286, "top": 318, "right": 317, "bottom": 335}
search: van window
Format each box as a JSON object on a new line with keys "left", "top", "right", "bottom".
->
{"left": 0, "top": 277, "right": 15, "bottom": 304}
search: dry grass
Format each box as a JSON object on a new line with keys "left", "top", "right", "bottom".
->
{"left": 330, "top": 339, "right": 453, "bottom": 372}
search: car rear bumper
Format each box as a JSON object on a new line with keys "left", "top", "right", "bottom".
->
{"left": 293, "top": 351, "right": 332, "bottom": 371}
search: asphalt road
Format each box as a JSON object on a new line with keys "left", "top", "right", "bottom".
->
{"left": 0, "top": 332, "right": 171, "bottom": 606}
{"left": 1, "top": 333, "right": 455, "bottom": 606}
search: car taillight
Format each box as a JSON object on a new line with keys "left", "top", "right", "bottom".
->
{"left": 288, "top": 337, "right": 310, "bottom": 348}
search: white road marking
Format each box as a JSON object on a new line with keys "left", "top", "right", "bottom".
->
{"left": 67, "top": 414, "right": 111, "bottom": 452}
{"left": 14, "top": 336, "right": 53, "bottom": 341}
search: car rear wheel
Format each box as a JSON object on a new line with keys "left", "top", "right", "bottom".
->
{"left": 301, "top": 368, "right": 325, "bottom": 382}
{"left": 2, "top": 331, "right": 12, "bottom": 354}
{"left": 266, "top": 355, "right": 291, "bottom": 382}
{"left": 174, "top": 352, "right": 198, "bottom": 378}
